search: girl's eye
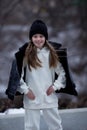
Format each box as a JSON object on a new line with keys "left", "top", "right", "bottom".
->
{"left": 40, "top": 35, "right": 44, "bottom": 38}
{"left": 34, "top": 35, "right": 37, "bottom": 38}
{"left": 33, "top": 34, "right": 44, "bottom": 38}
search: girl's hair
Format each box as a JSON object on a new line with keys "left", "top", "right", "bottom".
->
{"left": 25, "top": 41, "right": 59, "bottom": 70}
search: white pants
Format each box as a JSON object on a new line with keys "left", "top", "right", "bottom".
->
{"left": 25, "top": 108, "right": 63, "bottom": 130}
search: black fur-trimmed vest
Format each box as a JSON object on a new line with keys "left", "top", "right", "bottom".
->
{"left": 6, "top": 41, "right": 78, "bottom": 100}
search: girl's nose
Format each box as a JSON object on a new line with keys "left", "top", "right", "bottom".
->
{"left": 37, "top": 37, "right": 41, "bottom": 41}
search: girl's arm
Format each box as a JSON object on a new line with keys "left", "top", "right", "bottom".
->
{"left": 17, "top": 58, "right": 35, "bottom": 99}
{"left": 53, "top": 62, "right": 66, "bottom": 91}
{"left": 46, "top": 62, "right": 66, "bottom": 95}
{"left": 17, "top": 57, "right": 29, "bottom": 94}
{"left": 17, "top": 67, "right": 29, "bottom": 94}
{"left": 19, "top": 76, "right": 35, "bottom": 99}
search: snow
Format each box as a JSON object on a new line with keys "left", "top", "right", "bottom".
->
{"left": 0, "top": 108, "right": 43, "bottom": 116}
{"left": 0, "top": 108, "right": 25, "bottom": 116}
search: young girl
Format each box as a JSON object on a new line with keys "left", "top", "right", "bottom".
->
{"left": 18, "top": 20, "right": 66, "bottom": 130}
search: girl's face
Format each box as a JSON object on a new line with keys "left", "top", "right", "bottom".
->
{"left": 32, "top": 34, "right": 45, "bottom": 49}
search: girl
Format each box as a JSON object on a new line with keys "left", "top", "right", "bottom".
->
{"left": 18, "top": 20, "right": 66, "bottom": 130}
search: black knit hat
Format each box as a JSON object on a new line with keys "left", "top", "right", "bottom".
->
{"left": 29, "top": 20, "right": 48, "bottom": 40}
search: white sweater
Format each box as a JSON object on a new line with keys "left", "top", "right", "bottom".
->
{"left": 18, "top": 47, "right": 66, "bottom": 109}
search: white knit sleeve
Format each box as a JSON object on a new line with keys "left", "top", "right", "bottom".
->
{"left": 53, "top": 62, "right": 66, "bottom": 91}
{"left": 17, "top": 58, "right": 29, "bottom": 94}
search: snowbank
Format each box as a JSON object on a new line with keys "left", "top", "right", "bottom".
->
{"left": 0, "top": 108, "right": 25, "bottom": 116}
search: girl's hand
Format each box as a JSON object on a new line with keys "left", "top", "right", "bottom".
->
{"left": 26, "top": 89, "right": 35, "bottom": 100}
{"left": 46, "top": 86, "right": 55, "bottom": 96}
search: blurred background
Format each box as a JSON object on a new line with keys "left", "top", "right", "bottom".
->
{"left": 0, "top": 0, "right": 87, "bottom": 112}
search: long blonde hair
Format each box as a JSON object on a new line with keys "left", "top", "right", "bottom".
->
{"left": 25, "top": 41, "right": 59, "bottom": 70}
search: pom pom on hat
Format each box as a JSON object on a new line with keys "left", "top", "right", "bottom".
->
{"left": 29, "top": 20, "right": 48, "bottom": 40}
